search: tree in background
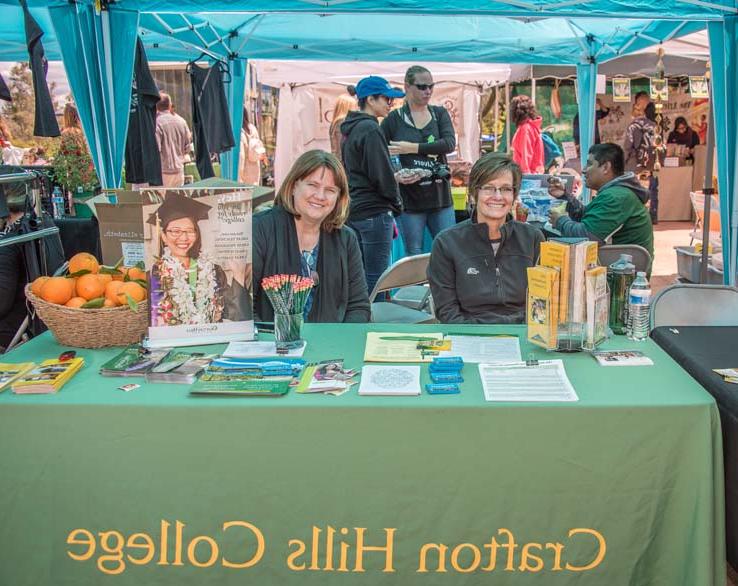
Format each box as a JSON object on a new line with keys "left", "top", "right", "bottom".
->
{"left": 1, "top": 61, "right": 59, "bottom": 150}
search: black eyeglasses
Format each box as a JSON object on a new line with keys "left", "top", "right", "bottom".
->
{"left": 413, "top": 83, "right": 435, "bottom": 91}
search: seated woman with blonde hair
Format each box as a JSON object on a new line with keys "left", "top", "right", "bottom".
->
{"left": 428, "top": 153, "right": 544, "bottom": 323}
{"left": 253, "top": 149, "right": 370, "bottom": 323}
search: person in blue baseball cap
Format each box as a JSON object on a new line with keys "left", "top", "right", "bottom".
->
{"left": 340, "top": 77, "right": 405, "bottom": 296}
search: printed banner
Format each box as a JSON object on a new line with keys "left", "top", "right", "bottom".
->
{"left": 689, "top": 76, "right": 709, "bottom": 99}
{"left": 612, "top": 78, "right": 631, "bottom": 103}
{"left": 142, "top": 187, "right": 254, "bottom": 347}
{"left": 649, "top": 78, "right": 668, "bottom": 102}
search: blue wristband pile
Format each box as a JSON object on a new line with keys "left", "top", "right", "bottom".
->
{"left": 427, "top": 356, "right": 464, "bottom": 393}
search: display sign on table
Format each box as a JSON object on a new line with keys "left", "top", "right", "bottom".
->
{"left": 141, "top": 187, "right": 254, "bottom": 347}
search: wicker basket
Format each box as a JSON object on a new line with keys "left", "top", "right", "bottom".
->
{"left": 25, "top": 285, "right": 149, "bottom": 348}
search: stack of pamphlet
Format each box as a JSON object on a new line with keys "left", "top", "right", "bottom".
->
{"left": 145, "top": 351, "right": 216, "bottom": 384}
{"left": 294, "top": 359, "right": 357, "bottom": 395}
{"left": 713, "top": 368, "right": 738, "bottom": 383}
{"left": 190, "top": 357, "right": 306, "bottom": 397}
{"left": 12, "top": 358, "right": 85, "bottom": 394}
{"left": 591, "top": 350, "right": 653, "bottom": 366}
{"left": 0, "top": 363, "right": 36, "bottom": 392}
{"left": 99, "top": 346, "right": 170, "bottom": 377}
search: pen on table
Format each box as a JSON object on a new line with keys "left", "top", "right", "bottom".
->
{"left": 444, "top": 332, "right": 519, "bottom": 338}
{"left": 378, "top": 335, "right": 440, "bottom": 341}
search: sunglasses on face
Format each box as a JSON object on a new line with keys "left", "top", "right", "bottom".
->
{"left": 413, "top": 83, "right": 435, "bottom": 91}
{"left": 383, "top": 96, "right": 395, "bottom": 106}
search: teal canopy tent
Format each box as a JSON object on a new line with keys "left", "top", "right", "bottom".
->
{"left": 0, "top": 0, "right": 735, "bottom": 283}
{"left": 48, "top": 3, "right": 139, "bottom": 190}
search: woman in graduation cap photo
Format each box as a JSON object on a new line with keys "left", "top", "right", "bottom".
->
{"left": 148, "top": 192, "right": 234, "bottom": 326}
{"left": 252, "top": 149, "right": 370, "bottom": 323}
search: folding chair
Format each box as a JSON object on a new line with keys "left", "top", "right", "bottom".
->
{"left": 689, "top": 191, "right": 722, "bottom": 250}
{"left": 368, "top": 253, "right": 436, "bottom": 323}
{"left": 650, "top": 284, "right": 738, "bottom": 329}
{"left": 598, "top": 244, "right": 652, "bottom": 274}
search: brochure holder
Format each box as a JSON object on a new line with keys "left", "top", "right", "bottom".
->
{"left": 527, "top": 239, "right": 609, "bottom": 353}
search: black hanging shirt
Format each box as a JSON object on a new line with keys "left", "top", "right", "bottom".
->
{"left": 20, "top": 0, "right": 59, "bottom": 137}
{"left": 189, "top": 62, "right": 234, "bottom": 179}
{"left": 124, "top": 38, "right": 162, "bottom": 185}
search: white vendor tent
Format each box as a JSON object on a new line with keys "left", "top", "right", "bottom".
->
{"left": 250, "top": 60, "right": 511, "bottom": 185}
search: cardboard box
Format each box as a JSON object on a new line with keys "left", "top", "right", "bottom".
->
{"left": 94, "top": 186, "right": 274, "bottom": 267}
{"left": 94, "top": 191, "right": 149, "bottom": 267}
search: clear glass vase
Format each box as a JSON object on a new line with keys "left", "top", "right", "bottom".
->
{"left": 274, "top": 312, "right": 304, "bottom": 350}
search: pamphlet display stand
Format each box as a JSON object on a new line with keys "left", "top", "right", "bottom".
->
{"left": 527, "top": 239, "right": 609, "bottom": 353}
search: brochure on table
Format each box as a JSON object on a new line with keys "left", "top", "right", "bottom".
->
{"left": 142, "top": 187, "right": 254, "bottom": 347}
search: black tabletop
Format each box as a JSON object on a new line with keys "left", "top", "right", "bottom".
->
{"left": 651, "top": 326, "right": 738, "bottom": 414}
{"left": 652, "top": 325, "right": 738, "bottom": 568}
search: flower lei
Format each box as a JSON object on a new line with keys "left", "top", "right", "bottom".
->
{"left": 155, "top": 248, "right": 223, "bottom": 325}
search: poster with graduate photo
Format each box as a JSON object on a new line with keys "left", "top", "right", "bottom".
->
{"left": 142, "top": 187, "right": 254, "bottom": 347}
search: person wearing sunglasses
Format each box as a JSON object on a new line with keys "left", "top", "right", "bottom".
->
{"left": 340, "top": 76, "right": 405, "bottom": 296}
{"left": 380, "top": 65, "right": 457, "bottom": 256}
{"left": 428, "top": 153, "right": 544, "bottom": 324}
{"left": 253, "top": 150, "right": 370, "bottom": 323}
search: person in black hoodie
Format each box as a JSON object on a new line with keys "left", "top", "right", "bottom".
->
{"left": 341, "top": 76, "right": 405, "bottom": 295}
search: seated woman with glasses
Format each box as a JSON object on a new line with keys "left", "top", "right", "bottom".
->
{"left": 380, "top": 65, "right": 456, "bottom": 256}
{"left": 428, "top": 153, "right": 544, "bottom": 324}
{"left": 341, "top": 76, "right": 405, "bottom": 296}
{"left": 252, "top": 150, "right": 370, "bottom": 323}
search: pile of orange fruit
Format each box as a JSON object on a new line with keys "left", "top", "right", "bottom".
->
{"left": 30, "top": 252, "right": 148, "bottom": 310}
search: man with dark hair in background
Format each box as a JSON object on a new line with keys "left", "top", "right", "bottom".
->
{"left": 155, "top": 92, "right": 192, "bottom": 188}
{"left": 549, "top": 142, "right": 654, "bottom": 272}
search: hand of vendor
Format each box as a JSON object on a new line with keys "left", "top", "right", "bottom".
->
{"left": 547, "top": 176, "right": 567, "bottom": 199}
{"left": 389, "top": 141, "right": 419, "bottom": 155}
{"left": 549, "top": 203, "right": 567, "bottom": 227}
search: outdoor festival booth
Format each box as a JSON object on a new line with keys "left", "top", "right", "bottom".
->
{"left": 0, "top": 2, "right": 734, "bottom": 281}
{"left": 507, "top": 36, "right": 713, "bottom": 223}
{"left": 250, "top": 59, "right": 508, "bottom": 185}
{"left": 0, "top": 1, "right": 737, "bottom": 585}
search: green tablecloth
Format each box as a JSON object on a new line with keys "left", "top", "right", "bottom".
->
{"left": 0, "top": 324, "right": 725, "bottom": 585}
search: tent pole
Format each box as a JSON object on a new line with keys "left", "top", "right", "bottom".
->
{"left": 531, "top": 77, "right": 536, "bottom": 106}
{"left": 505, "top": 82, "right": 510, "bottom": 154}
{"left": 494, "top": 86, "right": 499, "bottom": 153}
{"left": 699, "top": 98, "right": 715, "bottom": 283}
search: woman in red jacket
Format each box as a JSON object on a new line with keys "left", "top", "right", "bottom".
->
{"left": 510, "top": 95, "right": 544, "bottom": 174}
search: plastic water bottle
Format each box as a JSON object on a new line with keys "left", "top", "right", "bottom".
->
{"left": 607, "top": 254, "right": 636, "bottom": 335}
{"left": 627, "top": 272, "right": 651, "bottom": 341}
{"left": 51, "top": 186, "right": 65, "bottom": 219}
